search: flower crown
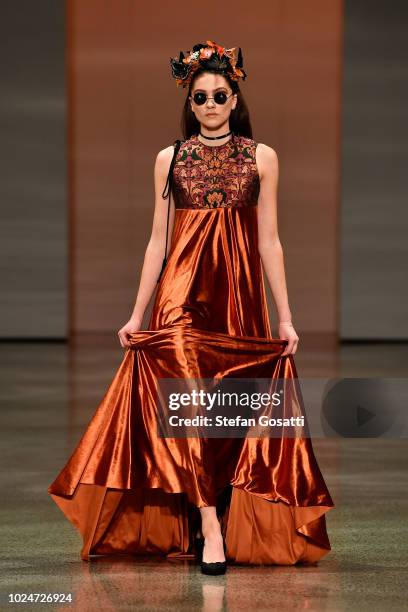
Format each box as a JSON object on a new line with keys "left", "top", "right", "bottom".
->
{"left": 169, "top": 40, "right": 247, "bottom": 88}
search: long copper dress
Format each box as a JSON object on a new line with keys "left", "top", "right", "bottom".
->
{"left": 48, "top": 132, "right": 334, "bottom": 564}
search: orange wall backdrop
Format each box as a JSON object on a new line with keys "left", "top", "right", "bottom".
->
{"left": 67, "top": 1, "right": 343, "bottom": 335}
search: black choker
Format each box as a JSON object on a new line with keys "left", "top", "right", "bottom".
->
{"left": 199, "top": 130, "right": 232, "bottom": 140}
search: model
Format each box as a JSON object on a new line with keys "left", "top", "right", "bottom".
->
{"left": 48, "top": 40, "right": 334, "bottom": 575}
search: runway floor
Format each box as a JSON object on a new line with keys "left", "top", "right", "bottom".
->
{"left": 0, "top": 334, "right": 407, "bottom": 611}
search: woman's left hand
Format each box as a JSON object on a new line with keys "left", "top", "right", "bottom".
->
{"left": 279, "top": 322, "right": 299, "bottom": 356}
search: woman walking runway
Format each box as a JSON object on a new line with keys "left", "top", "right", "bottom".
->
{"left": 48, "top": 39, "right": 334, "bottom": 575}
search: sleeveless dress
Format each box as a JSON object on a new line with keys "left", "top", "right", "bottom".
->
{"left": 48, "top": 132, "right": 334, "bottom": 564}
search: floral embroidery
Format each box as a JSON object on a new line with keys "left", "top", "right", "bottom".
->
{"left": 172, "top": 133, "right": 260, "bottom": 209}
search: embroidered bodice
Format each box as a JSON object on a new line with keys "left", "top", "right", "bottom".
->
{"left": 172, "top": 133, "right": 260, "bottom": 209}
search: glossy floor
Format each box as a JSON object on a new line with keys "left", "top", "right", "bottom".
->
{"left": 0, "top": 334, "right": 407, "bottom": 611}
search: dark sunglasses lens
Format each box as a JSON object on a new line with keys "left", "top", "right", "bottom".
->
{"left": 193, "top": 93, "right": 207, "bottom": 105}
{"left": 214, "top": 92, "right": 228, "bottom": 104}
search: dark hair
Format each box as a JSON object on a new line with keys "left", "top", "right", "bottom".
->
{"left": 180, "top": 68, "right": 253, "bottom": 140}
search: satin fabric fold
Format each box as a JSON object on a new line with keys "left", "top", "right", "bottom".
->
{"left": 48, "top": 206, "right": 334, "bottom": 564}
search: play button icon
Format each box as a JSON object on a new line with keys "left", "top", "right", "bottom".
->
{"left": 321, "top": 378, "right": 398, "bottom": 438}
{"left": 356, "top": 404, "right": 375, "bottom": 427}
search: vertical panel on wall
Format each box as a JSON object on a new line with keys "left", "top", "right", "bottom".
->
{"left": 69, "top": 1, "right": 140, "bottom": 334}
{"left": 341, "top": 0, "right": 408, "bottom": 339}
{"left": 69, "top": 0, "right": 342, "bottom": 335}
{"left": 0, "top": 1, "right": 66, "bottom": 338}
{"left": 266, "top": 1, "right": 342, "bottom": 335}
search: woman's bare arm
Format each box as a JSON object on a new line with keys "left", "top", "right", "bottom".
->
{"left": 117, "top": 145, "right": 174, "bottom": 347}
{"left": 256, "top": 144, "right": 299, "bottom": 355}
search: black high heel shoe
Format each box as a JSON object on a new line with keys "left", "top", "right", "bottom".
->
{"left": 200, "top": 536, "right": 227, "bottom": 575}
{"left": 201, "top": 559, "right": 227, "bottom": 575}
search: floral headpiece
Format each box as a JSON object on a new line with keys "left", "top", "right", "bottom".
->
{"left": 169, "top": 40, "right": 247, "bottom": 88}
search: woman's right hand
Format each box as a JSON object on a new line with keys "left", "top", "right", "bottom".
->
{"left": 117, "top": 316, "right": 143, "bottom": 348}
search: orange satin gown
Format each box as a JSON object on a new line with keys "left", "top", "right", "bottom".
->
{"left": 48, "top": 133, "right": 334, "bottom": 563}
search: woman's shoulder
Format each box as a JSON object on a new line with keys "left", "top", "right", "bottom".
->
{"left": 253, "top": 141, "right": 279, "bottom": 180}
{"left": 155, "top": 145, "right": 174, "bottom": 168}
{"left": 156, "top": 144, "right": 175, "bottom": 159}
{"left": 154, "top": 145, "right": 175, "bottom": 180}
{"left": 254, "top": 141, "right": 278, "bottom": 162}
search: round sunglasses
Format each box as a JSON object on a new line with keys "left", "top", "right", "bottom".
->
{"left": 191, "top": 91, "right": 234, "bottom": 106}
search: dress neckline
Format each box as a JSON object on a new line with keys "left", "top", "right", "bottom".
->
{"left": 193, "top": 133, "right": 235, "bottom": 149}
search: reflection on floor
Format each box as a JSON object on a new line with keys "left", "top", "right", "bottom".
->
{"left": 0, "top": 333, "right": 407, "bottom": 611}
